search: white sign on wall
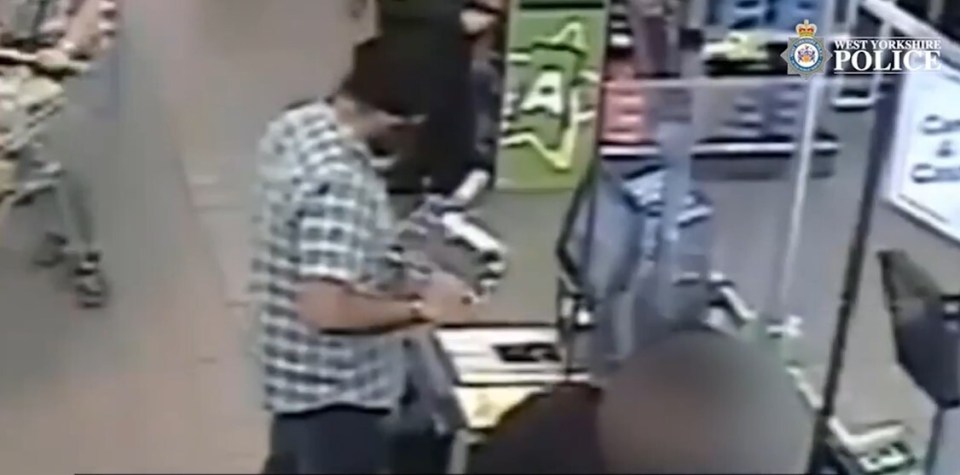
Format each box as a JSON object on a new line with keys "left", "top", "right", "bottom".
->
{"left": 886, "top": 62, "right": 960, "bottom": 246}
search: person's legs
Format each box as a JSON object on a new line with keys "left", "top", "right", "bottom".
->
{"left": 278, "top": 405, "right": 392, "bottom": 474}
{"left": 261, "top": 417, "right": 297, "bottom": 474}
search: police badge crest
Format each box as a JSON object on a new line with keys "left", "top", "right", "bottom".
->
{"left": 781, "top": 20, "right": 832, "bottom": 78}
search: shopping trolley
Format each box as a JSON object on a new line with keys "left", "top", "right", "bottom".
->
{"left": 0, "top": 48, "right": 107, "bottom": 308}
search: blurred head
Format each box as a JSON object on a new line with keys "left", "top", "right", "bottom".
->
{"left": 335, "top": 39, "right": 425, "bottom": 157}
{"left": 596, "top": 329, "right": 806, "bottom": 474}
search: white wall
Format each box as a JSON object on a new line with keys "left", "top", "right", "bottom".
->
{"left": 123, "top": 0, "right": 368, "bottom": 302}
{"left": 129, "top": 0, "right": 363, "bottom": 207}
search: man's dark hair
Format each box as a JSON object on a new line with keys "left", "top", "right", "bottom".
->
{"left": 339, "top": 39, "right": 427, "bottom": 118}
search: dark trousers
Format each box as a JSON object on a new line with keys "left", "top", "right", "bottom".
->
{"left": 261, "top": 405, "right": 391, "bottom": 474}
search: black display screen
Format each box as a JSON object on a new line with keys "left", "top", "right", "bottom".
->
{"left": 879, "top": 250, "right": 960, "bottom": 406}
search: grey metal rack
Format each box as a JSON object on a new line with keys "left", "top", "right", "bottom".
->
{"left": 602, "top": 0, "right": 843, "bottom": 180}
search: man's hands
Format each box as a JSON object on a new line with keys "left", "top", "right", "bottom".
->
{"left": 34, "top": 47, "right": 87, "bottom": 74}
{"left": 416, "top": 271, "right": 480, "bottom": 325}
{"left": 36, "top": 48, "right": 72, "bottom": 70}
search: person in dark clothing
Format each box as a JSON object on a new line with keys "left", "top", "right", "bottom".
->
{"left": 376, "top": 0, "right": 486, "bottom": 197}
{"left": 455, "top": 0, "right": 505, "bottom": 203}
{"left": 469, "top": 382, "right": 605, "bottom": 474}
{"left": 470, "top": 328, "right": 806, "bottom": 474}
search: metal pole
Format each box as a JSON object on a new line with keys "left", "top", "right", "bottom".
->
{"left": 830, "top": 0, "right": 862, "bottom": 107}
{"left": 928, "top": 407, "right": 960, "bottom": 475}
{"left": 765, "top": 0, "right": 838, "bottom": 353}
{"left": 926, "top": 408, "right": 946, "bottom": 475}
{"left": 866, "top": 20, "right": 894, "bottom": 100}
{"left": 804, "top": 71, "right": 901, "bottom": 475}
{"left": 764, "top": 74, "right": 827, "bottom": 345}
{"left": 808, "top": 5, "right": 960, "bottom": 471}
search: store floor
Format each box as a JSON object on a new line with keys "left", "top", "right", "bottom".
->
{"left": 0, "top": 32, "right": 262, "bottom": 475}
{"left": 2, "top": 2, "right": 958, "bottom": 473}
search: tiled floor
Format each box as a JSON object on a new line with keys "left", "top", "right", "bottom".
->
{"left": 2, "top": 1, "right": 958, "bottom": 474}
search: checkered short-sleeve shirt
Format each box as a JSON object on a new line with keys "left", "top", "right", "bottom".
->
{"left": 250, "top": 100, "right": 406, "bottom": 414}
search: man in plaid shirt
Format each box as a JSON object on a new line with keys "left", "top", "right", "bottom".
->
{"left": 251, "top": 40, "right": 476, "bottom": 474}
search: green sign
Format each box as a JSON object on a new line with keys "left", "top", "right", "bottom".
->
{"left": 496, "top": 7, "right": 607, "bottom": 191}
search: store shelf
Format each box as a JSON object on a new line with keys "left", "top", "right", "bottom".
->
{"left": 601, "top": 135, "right": 840, "bottom": 159}
{"left": 600, "top": 140, "right": 839, "bottom": 180}
{"left": 706, "top": 29, "right": 851, "bottom": 43}
{"left": 610, "top": 29, "right": 852, "bottom": 50}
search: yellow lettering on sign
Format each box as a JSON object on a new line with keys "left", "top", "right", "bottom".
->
{"left": 519, "top": 70, "right": 566, "bottom": 117}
